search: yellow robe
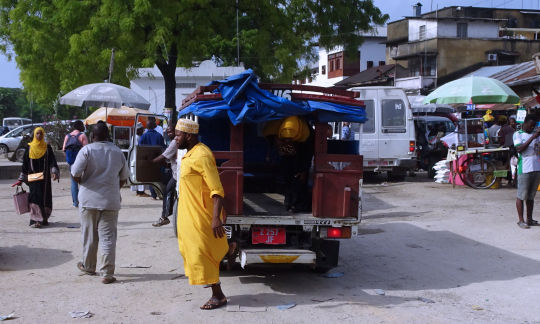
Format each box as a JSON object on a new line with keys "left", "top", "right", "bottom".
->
{"left": 177, "top": 143, "right": 228, "bottom": 285}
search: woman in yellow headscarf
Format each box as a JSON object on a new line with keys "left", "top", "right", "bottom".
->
{"left": 18, "top": 127, "right": 59, "bottom": 228}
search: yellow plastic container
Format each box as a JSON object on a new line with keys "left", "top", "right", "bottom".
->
{"left": 485, "top": 174, "right": 500, "bottom": 189}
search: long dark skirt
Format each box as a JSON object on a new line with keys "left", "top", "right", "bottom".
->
{"left": 28, "top": 178, "right": 53, "bottom": 225}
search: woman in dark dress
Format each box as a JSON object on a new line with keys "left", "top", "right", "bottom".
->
{"left": 18, "top": 127, "right": 59, "bottom": 228}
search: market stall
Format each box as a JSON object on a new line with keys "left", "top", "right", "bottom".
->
{"left": 424, "top": 76, "right": 518, "bottom": 189}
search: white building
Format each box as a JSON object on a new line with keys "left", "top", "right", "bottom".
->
{"left": 303, "top": 26, "right": 387, "bottom": 87}
{"left": 130, "top": 60, "right": 245, "bottom": 114}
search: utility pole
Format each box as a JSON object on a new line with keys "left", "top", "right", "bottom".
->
{"left": 108, "top": 48, "right": 115, "bottom": 83}
{"left": 236, "top": 0, "right": 240, "bottom": 66}
{"left": 106, "top": 48, "right": 115, "bottom": 122}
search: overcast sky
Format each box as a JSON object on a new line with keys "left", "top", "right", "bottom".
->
{"left": 1, "top": 0, "right": 539, "bottom": 88}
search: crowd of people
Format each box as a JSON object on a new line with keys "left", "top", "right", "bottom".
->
{"left": 13, "top": 118, "right": 230, "bottom": 309}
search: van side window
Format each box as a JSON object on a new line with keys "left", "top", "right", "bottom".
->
{"left": 381, "top": 99, "right": 405, "bottom": 128}
{"left": 362, "top": 100, "right": 375, "bottom": 133}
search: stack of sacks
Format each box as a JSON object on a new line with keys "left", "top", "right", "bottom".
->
{"left": 433, "top": 160, "right": 450, "bottom": 184}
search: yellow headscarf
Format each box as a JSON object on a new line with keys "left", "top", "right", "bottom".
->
{"left": 28, "top": 127, "right": 47, "bottom": 159}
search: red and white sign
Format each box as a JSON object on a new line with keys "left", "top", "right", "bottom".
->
{"left": 252, "top": 227, "right": 286, "bottom": 245}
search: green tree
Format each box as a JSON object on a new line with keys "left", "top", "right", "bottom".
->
{"left": 0, "top": 87, "right": 51, "bottom": 122}
{"left": 1, "top": 0, "right": 388, "bottom": 121}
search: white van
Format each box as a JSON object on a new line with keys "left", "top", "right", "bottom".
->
{"left": 344, "top": 87, "right": 416, "bottom": 179}
{"left": 3, "top": 117, "right": 33, "bottom": 131}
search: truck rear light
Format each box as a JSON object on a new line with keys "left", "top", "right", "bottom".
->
{"left": 326, "top": 227, "right": 351, "bottom": 238}
{"left": 409, "top": 141, "right": 415, "bottom": 152}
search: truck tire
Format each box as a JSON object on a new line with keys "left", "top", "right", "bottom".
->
{"left": 312, "top": 238, "right": 340, "bottom": 272}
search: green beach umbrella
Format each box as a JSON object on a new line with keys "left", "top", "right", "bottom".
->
{"left": 423, "top": 76, "right": 520, "bottom": 105}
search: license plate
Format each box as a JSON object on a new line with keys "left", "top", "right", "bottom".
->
{"left": 252, "top": 227, "right": 286, "bottom": 245}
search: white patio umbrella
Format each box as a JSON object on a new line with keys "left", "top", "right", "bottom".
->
{"left": 60, "top": 82, "right": 151, "bottom": 120}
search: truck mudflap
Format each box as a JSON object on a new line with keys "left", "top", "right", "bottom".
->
{"left": 239, "top": 249, "right": 316, "bottom": 268}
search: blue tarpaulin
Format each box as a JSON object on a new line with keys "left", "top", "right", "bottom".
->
{"left": 179, "top": 69, "right": 366, "bottom": 125}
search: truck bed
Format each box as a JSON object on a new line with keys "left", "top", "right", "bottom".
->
{"left": 225, "top": 193, "right": 360, "bottom": 228}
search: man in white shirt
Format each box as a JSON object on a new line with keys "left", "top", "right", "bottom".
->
{"left": 151, "top": 125, "right": 181, "bottom": 227}
{"left": 72, "top": 122, "right": 129, "bottom": 283}
{"left": 513, "top": 115, "right": 540, "bottom": 229}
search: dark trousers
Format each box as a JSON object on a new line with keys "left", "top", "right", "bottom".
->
{"left": 162, "top": 177, "right": 177, "bottom": 219}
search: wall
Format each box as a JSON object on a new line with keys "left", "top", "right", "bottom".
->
{"left": 387, "top": 20, "right": 409, "bottom": 42}
{"left": 130, "top": 60, "right": 245, "bottom": 114}
{"left": 408, "top": 19, "right": 438, "bottom": 41}
{"left": 437, "top": 20, "right": 499, "bottom": 38}
{"left": 436, "top": 38, "right": 540, "bottom": 79}
{"left": 360, "top": 38, "right": 387, "bottom": 71}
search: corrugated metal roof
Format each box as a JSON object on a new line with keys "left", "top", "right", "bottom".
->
{"left": 490, "top": 61, "right": 536, "bottom": 83}
{"left": 466, "top": 61, "right": 538, "bottom": 86}
{"left": 465, "top": 65, "right": 512, "bottom": 78}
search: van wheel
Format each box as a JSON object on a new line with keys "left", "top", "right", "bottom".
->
{"left": 387, "top": 170, "right": 406, "bottom": 182}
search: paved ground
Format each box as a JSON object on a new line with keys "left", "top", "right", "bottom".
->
{"left": 1, "top": 173, "right": 539, "bottom": 323}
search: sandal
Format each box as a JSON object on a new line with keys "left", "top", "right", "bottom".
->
{"left": 527, "top": 219, "right": 539, "bottom": 226}
{"left": 517, "top": 221, "right": 530, "bottom": 229}
{"left": 152, "top": 217, "right": 170, "bottom": 227}
{"left": 200, "top": 296, "right": 227, "bottom": 310}
{"left": 30, "top": 223, "right": 41, "bottom": 228}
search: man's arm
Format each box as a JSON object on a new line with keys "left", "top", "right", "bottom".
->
{"left": 71, "top": 147, "right": 88, "bottom": 184}
{"left": 119, "top": 158, "right": 130, "bottom": 188}
{"left": 211, "top": 195, "right": 225, "bottom": 238}
{"left": 152, "top": 154, "right": 166, "bottom": 164}
{"left": 516, "top": 129, "right": 540, "bottom": 153}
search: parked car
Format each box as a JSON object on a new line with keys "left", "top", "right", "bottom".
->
{"left": 2, "top": 117, "right": 33, "bottom": 131}
{"left": 0, "top": 124, "right": 37, "bottom": 156}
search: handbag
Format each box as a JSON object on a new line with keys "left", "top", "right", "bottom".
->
{"left": 13, "top": 186, "right": 29, "bottom": 215}
{"left": 28, "top": 172, "right": 44, "bottom": 182}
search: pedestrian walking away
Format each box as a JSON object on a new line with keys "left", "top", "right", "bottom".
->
{"left": 62, "top": 120, "right": 88, "bottom": 207}
{"left": 174, "top": 118, "right": 229, "bottom": 310}
{"left": 15, "top": 127, "right": 59, "bottom": 228}
{"left": 152, "top": 124, "right": 180, "bottom": 227}
{"left": 71, "top": 121, "right": 129, "bottom": 284}
{"left": 513, "top": 115, "right": 540, "bottom": 229}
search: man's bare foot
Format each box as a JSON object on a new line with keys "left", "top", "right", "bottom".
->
{"left": 200, "top": 296, "right": 227, "bottom": 310}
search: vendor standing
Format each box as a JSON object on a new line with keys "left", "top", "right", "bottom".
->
{"left": 513, "top": 115, "right": 540, "bottom": 229}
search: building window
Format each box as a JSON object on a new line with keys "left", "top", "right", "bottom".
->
{"left": 330, "top": 60, "right": 334, "bottom": 72}
{"left": 367, "top": 61, "right": 374, "bottom": 68}
{"left": 419, "top": 25, "right": 426, "bottom": 40}
{"left": 457, "top": 23, "right": 468, "bottom": 38}
{"left": 379, "top": 61, "right": 386, "bottom": 66}
{"left": 321, "top": 65, "right": 326, "bottom": 75}
{"left": 336, "top": 58, "right": 340, "bottom": 70}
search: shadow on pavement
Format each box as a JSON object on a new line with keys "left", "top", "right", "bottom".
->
{"left": 221, "top": 222, "right": 540, "bottom": 309}
{"left": 0, "top": 245, "right": 73, "bottom": 271}
{"left": 342, "top": 222, "right": 540, "bottom": 291}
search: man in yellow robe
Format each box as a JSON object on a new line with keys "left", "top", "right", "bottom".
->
{"left": 174, "top": 118, "right": 229, "bottom": 310}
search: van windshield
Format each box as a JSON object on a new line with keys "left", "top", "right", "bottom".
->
{"left": 4, "top": 120, "right": 22, "bottom": 127}
{"left": 361, "top": 100, "right": 375, "bottom": 133}
{"left": 381, "top": 99, "right": 405, "bottom": 127}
